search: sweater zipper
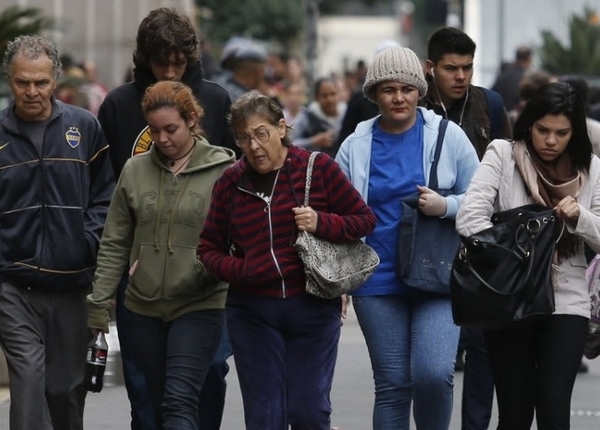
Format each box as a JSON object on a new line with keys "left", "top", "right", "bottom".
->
{"left": 239, "top": 172, "right": 286, "bottom": 297}
{"left": 264, "top": 201, "right": 286, "bottom": 298}
{"left": 35, "top": 132, "right": 46, "bottom": 277}
{"left": 265, "top": 170, "right": 286, "bottom": 297}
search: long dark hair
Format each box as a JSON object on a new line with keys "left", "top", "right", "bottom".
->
{"left": 513, "top": 82, "right": 592, "bottom": 173}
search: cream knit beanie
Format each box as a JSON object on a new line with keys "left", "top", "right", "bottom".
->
{"left": 363, "top": 46, "right": 428, "bottom": 102}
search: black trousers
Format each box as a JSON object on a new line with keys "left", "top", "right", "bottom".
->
{"left": 484, "top": 314, "right": 588, "bottom": 430}
{"left": 461, "top": 327, "right": 494, "bottom": 430}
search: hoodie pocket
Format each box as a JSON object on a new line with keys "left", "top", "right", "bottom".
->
{"left": 128, "top": 244, "right": 166, "bottom": 300}
{"left": 163, "top": 245, "right": 209, "bottom": 299}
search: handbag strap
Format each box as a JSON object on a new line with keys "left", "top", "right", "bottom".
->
{"left": 428, "top": 119, "right": 449, "bottom": 191}
{"left": 303, "top": 152, "right": 319, "bottom": 206}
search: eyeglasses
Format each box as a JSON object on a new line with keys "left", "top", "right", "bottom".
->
{"left": 236, "top": 128, "right": 270, "bottom": 147}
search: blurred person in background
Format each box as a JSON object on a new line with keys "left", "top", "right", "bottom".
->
{"left": 558, "top": 75, "right": 600, "bottom": 156}
{"left": 81, "top": 60, "right": 109, "bottom": 116}
{"left": 97, "top": 7, "right": 237, "bottom": 430}
{"left": 507, "top": 71, "right": 555, "bottom": 126}
{"left": 281, "top": 81, "right": 306, "bottom": 126}
{"left": 290, "top": 76, "right": 347, "bottom": 157}
{"left": 590, "top": 86, "right": 600, "bottom": 121}
{"left": 286, "top": 55, "right": 305, "bottom": 86}
{"left": 491, "top": 46, "right": 533, "bottom": 111}
{"left": 55, "top": 53, "right": 90, "bottom": 110}
{"left": 214, "top": 38, "right": 268, "bottom": 103}
{"left": 264, "top": 51, "right": 289, "bottom": 98}
{"left": 338, "top": 40, "right": 400, "bottom": 146}
{"left": 199, "top": 36, "right": 220, "bottom": 80}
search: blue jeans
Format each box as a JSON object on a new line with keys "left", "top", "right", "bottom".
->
{"left": 353, "top": 293, "right": 460, "bottom": 430}
{"left": 126, "top": 308, "right": 224, "bottom": 430}
{"left": 227, "top": 291, "right": 341, "bottom": 430}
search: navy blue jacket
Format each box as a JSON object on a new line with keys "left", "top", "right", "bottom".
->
{"left": 0, "top": 99, "right": 115, "bottom": 290}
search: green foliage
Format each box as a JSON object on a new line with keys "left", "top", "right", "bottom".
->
{"left": 0, "top": 5, "right": 55, "bottom": 66}
{"left": 198, "top": 0, "right": 304, "bottom": 50}
{"left": 539, "top": 7, "right": 600, "bottom": 75}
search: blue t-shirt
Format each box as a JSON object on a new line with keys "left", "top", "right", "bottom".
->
{"left": 352, "top": 112, "right": 425, "bottom": 296}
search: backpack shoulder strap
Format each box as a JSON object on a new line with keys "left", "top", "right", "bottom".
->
{"left": 482, "top": 87, "right": 504, "bottom": 139}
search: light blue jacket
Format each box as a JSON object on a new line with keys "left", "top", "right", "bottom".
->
{"left": 335, "top": 107, "right": 479, "bottom": 219}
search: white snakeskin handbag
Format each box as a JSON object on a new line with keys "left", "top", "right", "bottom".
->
{"left": 294, "top": 152, "right": 380, "bottom": 299}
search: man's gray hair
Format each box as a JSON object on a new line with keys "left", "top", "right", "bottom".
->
{"left": 3, "top": 35, "right": 62, "bottom": 79}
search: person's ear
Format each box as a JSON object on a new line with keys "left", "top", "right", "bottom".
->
{"left": 425, "top": 60, "right": 435, "bottom": 78}
{"left": 278, "top": 118, "right": 286, "bottom": 139}
{"left": 188, "top": 112, "right": 197, "bottom": 129}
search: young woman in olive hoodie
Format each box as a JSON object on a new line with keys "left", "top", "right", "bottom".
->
{"left": 88, "top": 81, "right": 235, "bottom": 429}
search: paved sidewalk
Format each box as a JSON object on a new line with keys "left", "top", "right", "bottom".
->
{"left": 1, "top": 306, "right": 600, "bottom": 429}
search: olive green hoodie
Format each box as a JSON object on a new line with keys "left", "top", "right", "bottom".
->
{"left": 88, "top": 136, "right": 236, "bottom": 330}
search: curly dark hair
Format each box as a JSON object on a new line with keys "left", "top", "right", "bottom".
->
{"left": 4, "top": 35, "right": 62, "bottom": 79}
{"left": 133, "top": 7, "right": 199, "bottom": 69}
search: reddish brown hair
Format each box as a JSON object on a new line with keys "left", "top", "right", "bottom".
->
{"left": 142, "top": 81, "right": 204, "bottom": 136}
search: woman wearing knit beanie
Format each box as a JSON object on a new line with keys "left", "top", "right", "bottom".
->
{"left": 336, "top": 46, "right": 479, "bottom": 429}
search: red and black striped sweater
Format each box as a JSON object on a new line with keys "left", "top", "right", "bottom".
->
{"left": 198, "top": 145, "right": 376, "bottom": 298}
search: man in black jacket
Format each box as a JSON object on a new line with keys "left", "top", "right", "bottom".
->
{"left": 98, "top": 8, "right": 237, "bottom": 430}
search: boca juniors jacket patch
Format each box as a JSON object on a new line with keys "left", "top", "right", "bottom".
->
{"left": 66, "top": 127, "right": 82, "bottom": 148}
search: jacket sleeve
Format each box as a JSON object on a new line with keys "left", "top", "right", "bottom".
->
{"left": 335, "top": 136, "right": 351, "bottom": 178}
{"left": 197, "top": 176, "right": 246, "bottom": 283}
{"left": 441, "top": 121, "right": 480, "bottom": 219}
{"left": 84, "top": 120, "right": 116, "bottom": 262}
{"left": 87, "top": 167, "right": 135, "bottom": 330}
{"left": 455, "top": 140, "right": 507, "bottom": 237}
{"left": 571, "top": 157, "right": 600, "bottom": 254}
{"left": 313, "top": 154, "right": 376, "bottom": 242}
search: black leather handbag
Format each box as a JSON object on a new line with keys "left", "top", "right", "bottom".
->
{"left": 450, "top": 204, "right": 559, "bottom": 330}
